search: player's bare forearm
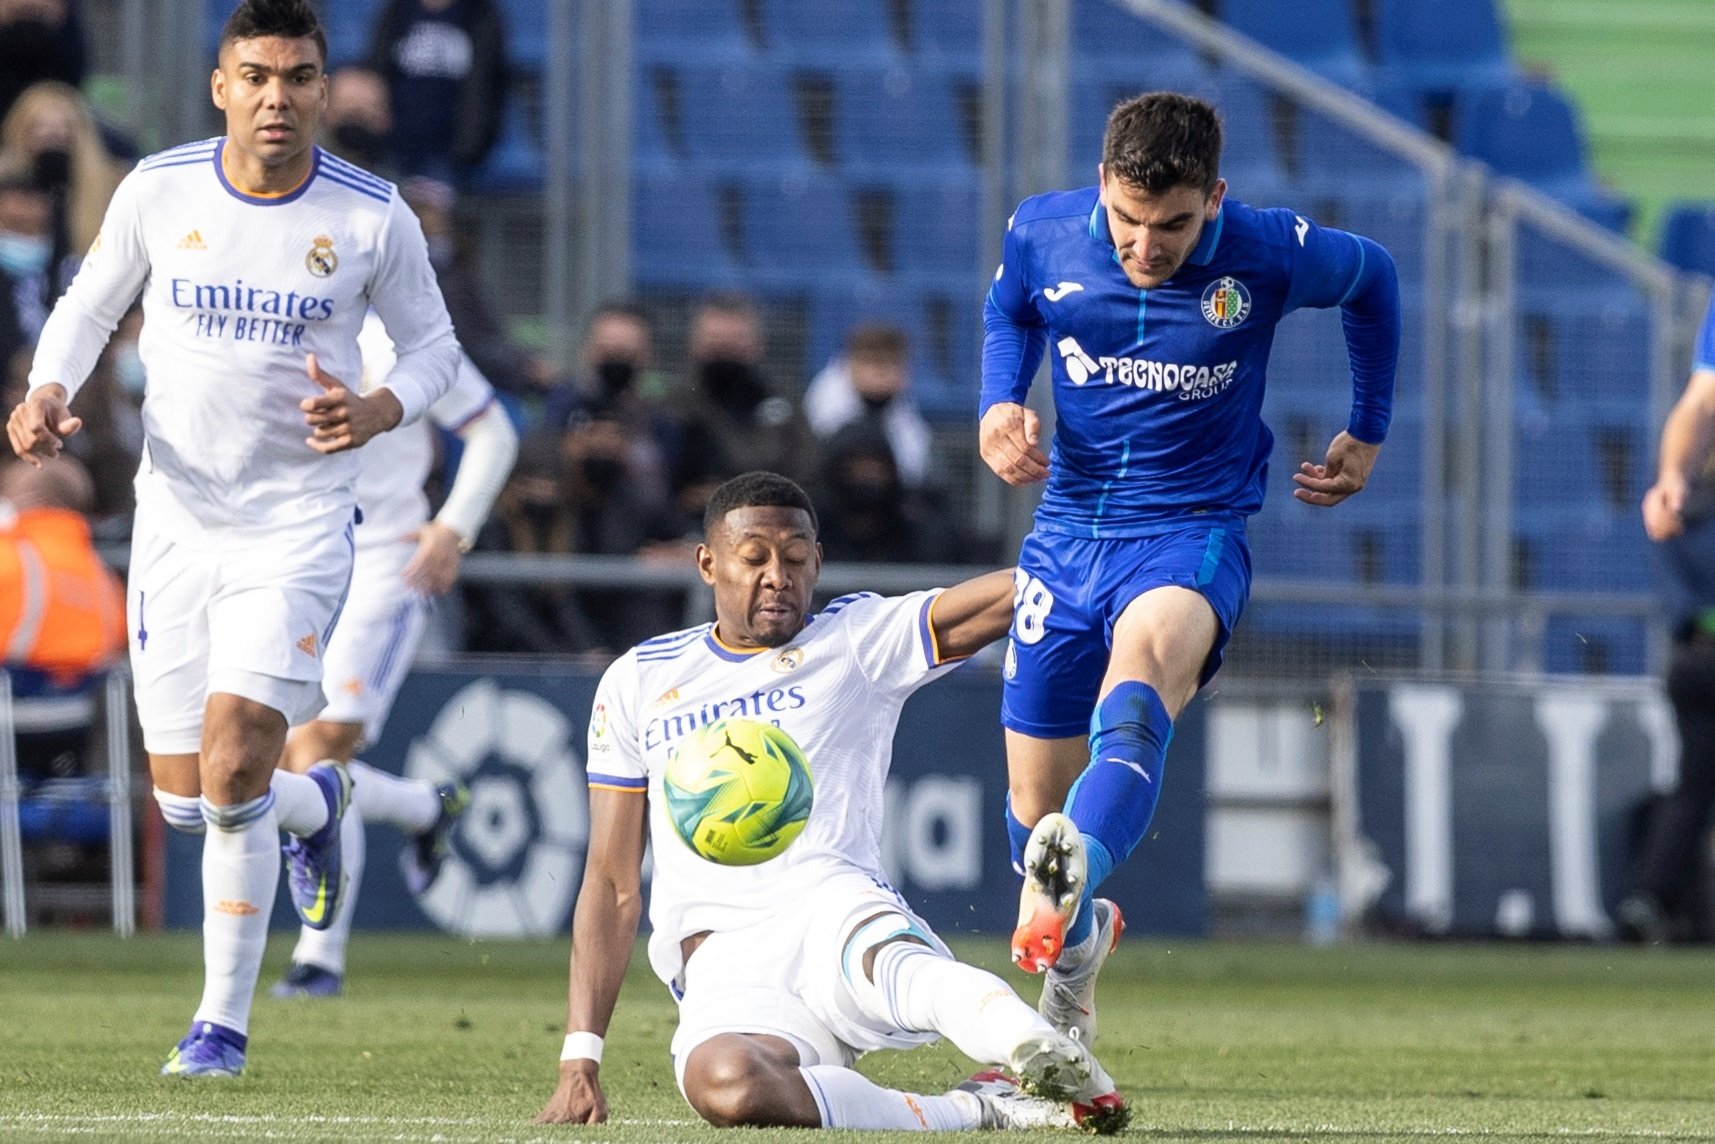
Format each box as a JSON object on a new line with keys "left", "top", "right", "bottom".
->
{"left": 1292, "top": 431, "right": 1380, "bottom": 507}
{"left": 928, "top": 569, "right": 1015, "bottom": 662}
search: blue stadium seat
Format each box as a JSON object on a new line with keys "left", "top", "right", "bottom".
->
{"left": 1285, "top": 107, "right": 1426, "bottom": 199}
{"left": 469, "top": 98, "right": 546, "bottom": 193}
{"left": 1513, "top": 297, "right": 1652, "bottom": 420}
{"left": 1073, "top": 0, "right": 1204, "bottom": 77}
{"left": 635, "top": 0, "right": 754, "bottom": 63}
{"left": 633, "top": 172, "right": 747, "bottom": 289}
{"left": 1513, "top": 512, "right": 1652, "bottom": 595}
{"left": 891, "top": 182, "right": 984, "bottom": 278}
{"left": 1452, "top": 81, "right": 1632, "bottom": 230}
{"left": 836, "top": 68, "right": 974, "bottom": 176}
{"left": 1512, "top": 225, "right": 1641, "bottom": 306}
{"left": 912, "top": 0, "right": 982, "bottom": 67}
{"left": 1657, "top": 201, "right": 1715, "bottom": 277}
{"left": 674, "top": 64, "right": 815, "bottom": 173}
{"left": 505, "top": 0, "right": 549, "bottom": 73}
{"left": 759, "top": 0, "right": 903, "bottom": 65}
{"left": 1540, "top": 614, "right": 1649, "bottom": 676}
{"left": 742, "top": 174, "right": 874, "bottom": 290}
{"left": 1219, "top": 0, "right": 1370, "bottom": 90}
{"left": 1370, "top": 0, "right": 1515, "bottom": 96}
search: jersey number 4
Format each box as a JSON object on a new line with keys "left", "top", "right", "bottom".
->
{"left": 1012, "top": 570, "right": 1055, "bottom": 645}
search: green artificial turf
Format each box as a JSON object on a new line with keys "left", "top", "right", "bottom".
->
{"left": 2, "top": 932, "right": 1714, "bottom": 1141}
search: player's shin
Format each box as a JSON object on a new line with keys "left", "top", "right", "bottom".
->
{"left": 345, "top": 759, "right": 441, "bottom": 832}
{"left": 799, "top": 1066, "right": 984, "bottom": 1131}
{"left": 194, "top": 792, "right": 280, "bottom": 1034}
{"left": 861, "top": 938, "right": 1044, "bottom": 1067}
{"left": 1062, "top": 680, "right": 1171, "bottom": 946}
{"left": 270, "top": 768, "right": 333, "bottom": 836}
{"left": 1004, "top": 792, "right": 1031, "bottom": 875}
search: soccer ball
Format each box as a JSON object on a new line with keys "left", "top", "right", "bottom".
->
{"left": 661, "top": 718, "right": 814, "bottom": 866}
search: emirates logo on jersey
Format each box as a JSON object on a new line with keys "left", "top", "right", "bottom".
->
{"left": 306, "top": 234, "right": 338, "bottom": 278}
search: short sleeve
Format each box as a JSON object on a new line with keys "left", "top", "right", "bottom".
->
{"left": 585, "top": 653, "right": 647, "bottom": 792}
{"left": 826, "top": 590, "right": 958, "bottom": 696}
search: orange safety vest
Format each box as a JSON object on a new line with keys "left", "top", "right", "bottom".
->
{"left": 0, "top": 506, "right": 126, "bottom": 684}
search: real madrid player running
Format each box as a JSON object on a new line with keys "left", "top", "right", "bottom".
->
{"left": 6, "top": 0, "right": 457, "bottom": 1075}
{"left": 537, "top": 472, "right": 1128, "bottom": 1134}
{"left": 271, "top": 311, "right": 517, "bottom": 999}
{"left": 983, "top": 92, "right": 1400, "bottom": 1034}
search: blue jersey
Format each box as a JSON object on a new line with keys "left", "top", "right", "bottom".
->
{"left": 982, "top": 188, "right": 1400, "bottom": 538}
{"left": 1695, "top": 292, "right": 1715, "bottom": 373}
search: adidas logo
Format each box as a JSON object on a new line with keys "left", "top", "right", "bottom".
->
{"left": 177, "top": 229, "right": 206, "bottom": 250}
{"left": 296, "top": 631, "right": 318, "bottom": 657}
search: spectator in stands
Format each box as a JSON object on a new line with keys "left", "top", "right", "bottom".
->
{"left": 60, "top": 306, "right": 142, "bottom": 534}
{"left": 402, "top": 175, "right": 555, "bottom": 399}
{"left": 1620, "top": 298, "right": 1715, "bottom": 943}
{"left": 804, "top": 322, "right": 935, "bottom": 489}
{"left": 674, "top": 293, "right": 816, "bottom": 495}
{"left": 0, "top": 80, "right": 127, "bottom": 259}
{"left": 320, "top": 65, "right": 395, "bottom": 176}
{"left": 0, "top": 455, "right": 125, "bottom": 687}
{"left": 0, "top": 173, "right": 71, "bottom": 344}
{"left": 462, "top": 429, "right": 604, "bottom": 655}
{"left": 812, "top": 421, "right": 957, "bottom": 565}
{"left": 366, "top": 0, "right": 509, "bottom": 184}
{"left": 0, "top": 0, "right": 85, "bottom": 126}
{"left": 546, "top": 301, "right": 675, "bottom": 504}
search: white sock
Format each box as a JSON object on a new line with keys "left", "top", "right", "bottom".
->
{"left": 347, "top": 760, "right": 440, "bottom": 834}
{"left": 153, "top": 788, "right": 205, "bottom": 834}
{"left": 867, "top": 942, "right": 1049, "bottom": 1067}
{"left": 270, "top": 769, "right": 331, "bottom": 837}
{"left": 799, "top": 1066, "right": 981, "bottom": 1131}
{"left": 289, "top": 799, "right": 366, "bottom": 975}
{"left": 192, "top": 793, "right": 280, "bottom": 1035}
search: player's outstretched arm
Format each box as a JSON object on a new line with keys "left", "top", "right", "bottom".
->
{"left": 1643, "top": 369, "right": 1715, "bottom": 541}
{"left": 927, "top": 568, "right": 1015, "bottom": 662}
{"left": 1293, "top": 431, "right": 1380, "bottom": 507}
{"left": 301, "top": 352, "right": 404, "bottom": 454}
{"left": 7, "top": 384, "right": 83, "bottom": 467}
{"left": 537, "top": 786, "right": 648, "bottom": 1125}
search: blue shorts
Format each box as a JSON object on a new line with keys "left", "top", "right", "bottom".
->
{"left": 1001, "top": 520, "right": 1253, "bottom": 739}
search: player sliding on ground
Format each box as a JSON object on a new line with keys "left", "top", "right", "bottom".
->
{"left": 981, "top": 91, "right": 1401, "bottom": 1037}
{"left": 537, "top": 472, "right": 1129, "bottom": 1133}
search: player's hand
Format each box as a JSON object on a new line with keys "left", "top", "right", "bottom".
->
{"left": 536, "top": 1061, "right": 608, "bottom": 1124}
{"left": 979, "top": 401, "right": 1050, "bottom": 486}
{"left": 1643, "top": 474, "right": 1690, "bottom": 541}
{"left": 301, "top": 353, "right": 404, "bottom": 454}
{"left": 402, "top": 520, "right": 465, "bottom": 595}
{"left": 7, "top": 384, "right": 83, "bottom": 467}
{"left": 1293, "top": 431, "right": 1379, "bottom": 507}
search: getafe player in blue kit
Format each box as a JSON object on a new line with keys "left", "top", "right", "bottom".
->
{"left": 983, "top": 93, "right": 1400, "bottom": 1036}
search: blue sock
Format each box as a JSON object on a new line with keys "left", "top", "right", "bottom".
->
{"left": 1004, "top": 793, "right": 1032, "bottom": 876}
{"left": 1061, "top": 681, "right": 1174, "bottom": 946}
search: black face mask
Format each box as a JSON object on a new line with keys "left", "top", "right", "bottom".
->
{"left": 32, "top": 148, "right": 70, "bottom": 193}
{"left": 595, "top": 359, "right": 636, "bottom": 398}
{"left": 698, "top": 358, "right": 766, "bottom": 413}
{"left": 332, "top": 123, "right": 390, "bottom": 165}
{"left": 839, "top": 479, "right": 897, "bottom": 514}
{"left": 521, "top": 500, "right": 560, "bottom": 527}
{"left": 859, "top": 391, "right": 894, "bottom": 414}
{"left": 581, "top": 455, "right": 625, "bottom": 493}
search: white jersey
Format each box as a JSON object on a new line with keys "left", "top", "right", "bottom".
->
{"left": 28, "top": 138, "right": 459, "bottom": 541}
{"left": 352, "top": 311, "right": 496, "bottom": 548}
{"left": 585, "top": 590, "right": 960, "bottom": 990}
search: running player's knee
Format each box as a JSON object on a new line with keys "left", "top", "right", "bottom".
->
{"left": 682, "top": 1038, "right": 796, "bottom": 1127}
{"left": 199, "top": 790, "right": 275, "bottom": 832}
{"left": 152, "top": 788, "right": 205, "bottom": 835}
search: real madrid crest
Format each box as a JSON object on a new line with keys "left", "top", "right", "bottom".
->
{"left": 772, "top": 646, "right": 805, "bottom": 673}
{"left": 1200, "top": 276, "right": 1251, "bottom": 329}
{"left": 305, "top": 234, "right": 338, "bottom": 278}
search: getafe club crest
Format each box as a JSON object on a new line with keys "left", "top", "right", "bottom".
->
{"left": 305, "top": 234, "right": 338, "bottom": 278}
{"left": 1201, "top": 276, "right": 1251, "bottom": 329}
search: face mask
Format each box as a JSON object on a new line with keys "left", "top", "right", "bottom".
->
{"left": 596, "top": 359, "right": 636, "bottom": 397}
{"left": 840, "top": 479, "right": 896, "bottom": 513}
{"left": 698, "top": 358, "right": 765, "bottom": 412}
{"left": 0, "top": 232, "right": 51, "bottom": 278}
{"left": 32, "top": 148, "right": 71, "bottom": 192}
{"left": 115, "top": 344, "right": 146, "bottom": 397}
{"left": 859, "top": 391, "right": 894, "bottom": 413}
{"left": 581, "top": 455, "right": 625, "bottom": 492}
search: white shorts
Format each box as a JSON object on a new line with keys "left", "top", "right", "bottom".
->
{"left": 668, "top": 871, "right": 948, "bottom": 1091}
{"left": 127, "top": 508, "right": 356, "bottom": 755}
{"left": 315, "top": 540, "right": 427, "bottom": 744}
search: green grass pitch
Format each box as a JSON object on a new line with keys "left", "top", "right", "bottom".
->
{"left": 3, "top": 931, "right": 1715, "bottom": 1141}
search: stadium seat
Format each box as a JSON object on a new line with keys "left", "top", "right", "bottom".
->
{"left": 1370, "top": 0, "right": 1515, "bottom": 96}
{"left": 505, "top": 0, "right": 550, "bottom": 73}
{"left": 1512, "top": 512, "right": 1652, "bottom": 595}
{"left": 1539, "top": 614, "right": 1649, "bottom": 676}
{"left": 891, "top": 182, "right": 984, "bottom": 278}
{"left": 1512, "top": 224, "right": 1642, "bottom": 306}
{"left": 912, "top": 0, "right": 983, "bottom": 68}
{"left": 1073, "top": 0, "right": 1206, "bottom": 78}
{"left": 1218, "top": 0, "right": 1370, "bottom": 90}
{"left": 742, "top": 174, "right": 875, "bottom": 289}
{"left": 635, "top": 0, "right": 755, "bottom": 63}
{"left": 674, "top": 63, "right": 816, "bottom": 173}
{"left": 1513, "top": 297, "right": 1652, "bottom": 420}
{"left": 469, "top": 98, "right": 547, "bottom": 194}
{"left": 836, "top": 68, "right": 976, "bottom": 176}
{"left": 1657, "top": 201, "right": 1715, "bottom": 277}
{"left": 632, "top": 172, "right": 747, "bottom": 289}
{"left": 759, "top": 0, "right": 904, "bottom": 66}
{"left": 1452, "top": 81, "right": 1632, "bottom": 230}
{"left": 1283, "top": 106, "right": 1427, "bottom": 198}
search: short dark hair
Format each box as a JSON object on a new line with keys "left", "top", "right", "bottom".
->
{"left": 703, "top": 471, "right": 817, "bottom": 537}
{"left": 846, "top": 323, "right": 909, "bottom": 364}
{"left": 1102, "top": 91, "right": 1222, "bottom": 195}
{"left": 219, "top": 0, "right": 327, "bottom": 66}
